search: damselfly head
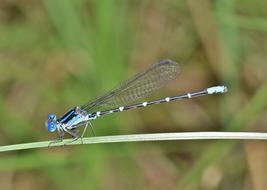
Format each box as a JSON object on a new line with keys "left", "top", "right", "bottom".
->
{"left": 46, "top": 114, "right": 57, "bottom": 132}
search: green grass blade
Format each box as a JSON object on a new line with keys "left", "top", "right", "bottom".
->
{"left": 1, "top": 132, "right": 267, "bottom": 152}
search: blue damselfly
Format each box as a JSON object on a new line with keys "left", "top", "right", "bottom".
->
{"left": 46, "top": 59, "right": 227, "bottom": 141}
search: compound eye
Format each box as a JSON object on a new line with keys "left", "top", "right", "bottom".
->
{"left": 47, "top": 121, "right": 57, "bottom": 132}
{"left": 48, "top": 114, "right": 56, "bottom": 121}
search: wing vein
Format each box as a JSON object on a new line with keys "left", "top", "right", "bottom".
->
{"left": 81, "top": 59, "right": 180, "bottom": 112}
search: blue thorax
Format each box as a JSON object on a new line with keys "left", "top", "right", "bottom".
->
{"left": 58, "top": 107, "right": 86, "bottom": 127}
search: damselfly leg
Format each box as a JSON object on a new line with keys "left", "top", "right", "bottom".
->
{"left": 48, "top": 129, "right": 64, "bottom": 147}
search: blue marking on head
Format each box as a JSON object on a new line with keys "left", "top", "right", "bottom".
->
{"left": 48, "top": 114, "right": 56, "bottom": 120}
{"left": 46, "top": 114, "right": 57, "bottom": 132}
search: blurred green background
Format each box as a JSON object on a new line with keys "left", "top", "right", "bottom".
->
{"left": 1, "top": 0, "right": 267, "bottom": 189}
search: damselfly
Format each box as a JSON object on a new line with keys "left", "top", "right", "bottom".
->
{"left": 46, "top": 59, "right": 227, "bottom": 141}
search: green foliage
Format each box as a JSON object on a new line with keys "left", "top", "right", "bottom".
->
{"left": 0, "top": 0, "right": 267, "bottom": 189}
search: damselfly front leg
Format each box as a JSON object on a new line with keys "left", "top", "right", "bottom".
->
{"left": 48, "top": 127, "right": 65, "bottom": 147}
